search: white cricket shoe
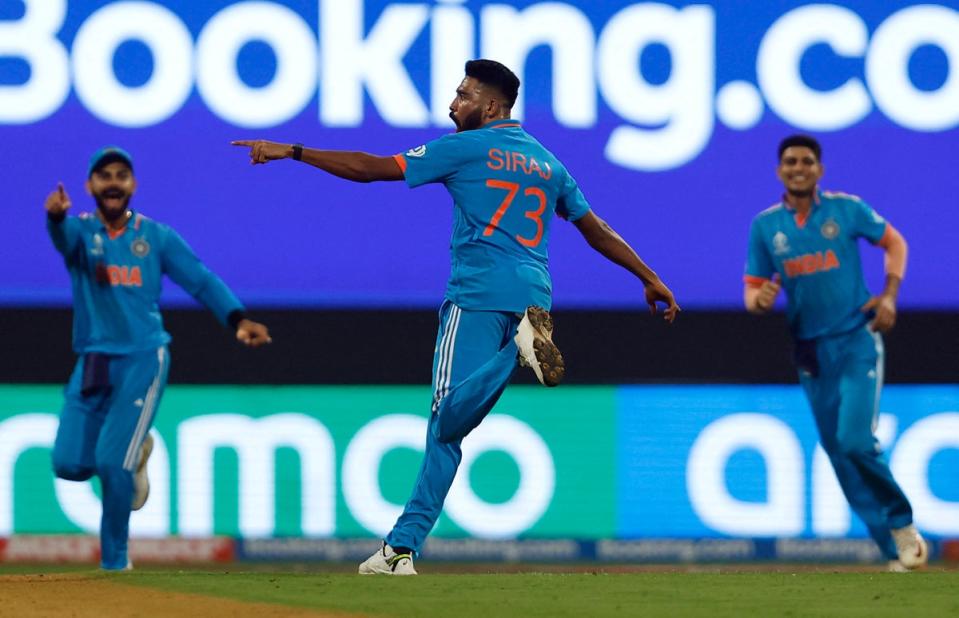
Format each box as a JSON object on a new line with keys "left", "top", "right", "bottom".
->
{"left": 514, "top": 306, "right": 565, "bottom": 387}
{"left": 131, "top": 433, "right": 154, "bottom": 511}
{"left": 358, "top": 543, "right": 417, "bottom": 576}
{"left": 101, "top": 559, "right": 133, "bottom": 572}
{"left": 887, "top": 560, "right": 910, "bottom": 573}
{"left": 891, "top": 524, "right": 928, "bottom": 570}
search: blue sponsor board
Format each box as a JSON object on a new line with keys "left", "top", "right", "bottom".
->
{"left": 616, "top": 385, "right": 959, "bottom": 540}
{"left": 236, "top": 537, "right": 948, "bottom": 563}
{"left": 5, "top": 1, "right": 958, "bottom": 308}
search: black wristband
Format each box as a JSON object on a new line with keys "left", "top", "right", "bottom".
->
{"left": 227, "top": 309, "right": 247, "bottom": 331}
{"left": 47, "top": 210, "right": 67, "bottom": 224}
{"left": 292, "top": 143, "right": 303, "bottom": 161}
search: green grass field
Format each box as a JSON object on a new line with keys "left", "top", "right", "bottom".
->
{"left": 7, "top": 564, "right": 957, "bottom": 617}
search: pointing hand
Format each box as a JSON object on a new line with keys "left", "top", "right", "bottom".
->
{"left": 231, "top": 140, "right": 293, "bottom": 165}
{"left": 44, "top": 182, "right": 72, "bottom": 215}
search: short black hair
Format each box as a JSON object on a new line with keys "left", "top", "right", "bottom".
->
{"left": 778, "top": 134, "right": 822, "bottom": 162}
{"left": 465, "top": 59, "right": 520, "bottom": 109}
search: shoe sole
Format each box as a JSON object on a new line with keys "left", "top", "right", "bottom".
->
{"left": 525, "top": 306, "right": 565, "bottom": 387}
{"left": 131, "top": 434, "right": 153, "bottom": 511}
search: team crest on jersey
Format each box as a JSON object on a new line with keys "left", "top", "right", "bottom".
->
{"left": 772, "top": 231, "right": 790, "bottom": 255}
{"left": 131, "top": 238, "right": 150, "bottom": 258}
{"left": 406, "top": 145, "right": 427, "bottom": 157}
{"left": 820, "top": 219, "right": 840, "bottom": 240}
{"left": 90, "top": 233, "right": 104, "bottom": 257}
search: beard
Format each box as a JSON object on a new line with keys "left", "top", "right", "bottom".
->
{"left": 94, "top": 191, "right": 132, "bottom": 222}
{"left": 785, "top": 186, "right": 815, "bottom": 198}
{"left": 451, "top": 107, "right": 484, "bottom": 133}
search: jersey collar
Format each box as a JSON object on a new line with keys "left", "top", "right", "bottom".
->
{"left": 781, "top": 188, "right": 822, "bottom": 210}
{"left": 95, "top": 208, "right": 135, "bottom": 239}
{"left": 484, "top": 119, "right": 522, "bottom": 130}
{"left": 781, "top": 188, "right": 822, "bottom": 228}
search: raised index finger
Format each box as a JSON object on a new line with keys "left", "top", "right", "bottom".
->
{"left": 231, "top": 140, "right": 256, "bottom": 147}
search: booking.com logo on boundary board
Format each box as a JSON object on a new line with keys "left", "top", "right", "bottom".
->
{"left": 4, "top": 1, "right": 958, "bottom": 170}
{"left": 0, "top": 384, "right": 957, "bottom": 540}
{"left": 2, "top": 1, "right": 958, "bottom": 309}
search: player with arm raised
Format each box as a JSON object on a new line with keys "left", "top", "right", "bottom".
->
{"left": 233, "top": 59, "right": 679, "bottom": 575}
{"left": 45, "top": 147, "right": 271, "bottom": 570}
{"left": 743, "top": 134, "right": 924, "bottom": 572}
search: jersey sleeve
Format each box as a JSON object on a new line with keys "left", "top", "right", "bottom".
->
{"left": 744, "top": 217, "right": 775, "bottom": 283}
{"left": 394, "top": 133, "right": 476, "bottom": 188}
{"left": 160, "top": 226, "right": 244, "bottom": 326}
{"left": 46, "top": 215, "right": 83, "bottom": 263}
{"left": 556, "top": 170, "right": 591, "bottom": 222}
{"left": 847, "top": 197, "right": 887, "bottom": 244}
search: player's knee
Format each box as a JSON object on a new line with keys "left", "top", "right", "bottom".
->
{"left": 434, "top": 416, "right": 467, "bottom": 444}
{"left": 52, "top": 461, "right": 94, "bottom": 481}
{"left": 434, "top": 422, "right": 456, "bottom": 444}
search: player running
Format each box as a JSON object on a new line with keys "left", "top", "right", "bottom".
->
{"left": 45, "top": 147, "right": 271, "bottom": 570}
{"left": 233, "top": 59, "right": 679, "bottom": 574}
{"left": 744, "top": 134, "right": 925, "bottom": 571}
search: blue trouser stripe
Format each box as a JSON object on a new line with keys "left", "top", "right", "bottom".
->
{"left": 123, "top": 347, "right": 166, "bottom": 470}
{"left": 51, "top": 346, "right": 169, "bottom": 569}
{"left": 432, "top": 304, "right": 461, "bottom": 413}
{"left": 387, "top": 302, "right": 520, "bottom": 555}
{"left": 801, "top": 326, "right": 912, "bottom": 560}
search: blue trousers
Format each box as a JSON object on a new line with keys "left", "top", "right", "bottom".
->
{"left": 386, "top": 302, "right": 521, "bottom": 554}
{"left": 799, "top": 326, "right": 912, "bottom": 560}
{"left": 52, "top": 347, "right": 169, "bottom": 569}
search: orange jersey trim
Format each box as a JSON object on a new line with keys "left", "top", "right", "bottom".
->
{"left": 743, "top": 275, "right": 769, "bottom": 288}
{"left": 876, "top": 224, "right": 895, "bottom": 248}
{"left": 392, "top": 153, "right": 407, "bottom": 174}
{"left": 492, "top": 123, "right": 521, "bottom": 129}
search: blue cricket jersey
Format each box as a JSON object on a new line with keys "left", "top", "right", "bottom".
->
{"left": 47, "top": 210, "right": 244, "bottom": 354}
{"left": 395, "top": 119, "right": 591, "bottom": 313}
{"left": 745, "top": 189, "right": 889, "bottom": 340}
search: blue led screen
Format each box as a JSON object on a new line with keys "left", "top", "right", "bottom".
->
{"left": 3, "top": 0, "right": 957, "bottom": 308}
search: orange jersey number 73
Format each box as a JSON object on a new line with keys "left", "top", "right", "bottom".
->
{"left": 483, "top": 179, "right": 547, "bottom": 248}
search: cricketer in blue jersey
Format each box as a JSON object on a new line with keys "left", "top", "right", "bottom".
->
{"left": 233, "top": 59, "right": 679, "bottom": 575}
{"left": 44, "top": 147, "right": 271, "bottom": 570}
{"left": 744, "top": 134, "right": 925, "bottom": 572}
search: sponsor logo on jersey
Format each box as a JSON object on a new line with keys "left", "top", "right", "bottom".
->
{"left": 406, "top": 145, "right": 426, "bottom": 157}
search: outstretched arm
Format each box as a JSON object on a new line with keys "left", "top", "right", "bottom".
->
{"left": 231, "top": 140, "right": 403, "bottom": 183}
{"left": 162, "top": 229, "right": 272, "bottom": 347}
{"left": 860, "top": 224, "right": 907, "bottom": 333}
{"left": 573, "top": 211, "right": 680, "bottom": 322}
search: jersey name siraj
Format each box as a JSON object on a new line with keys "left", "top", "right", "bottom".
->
{"left": 487, "top": 149, "right": 552, "bottom": 180}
